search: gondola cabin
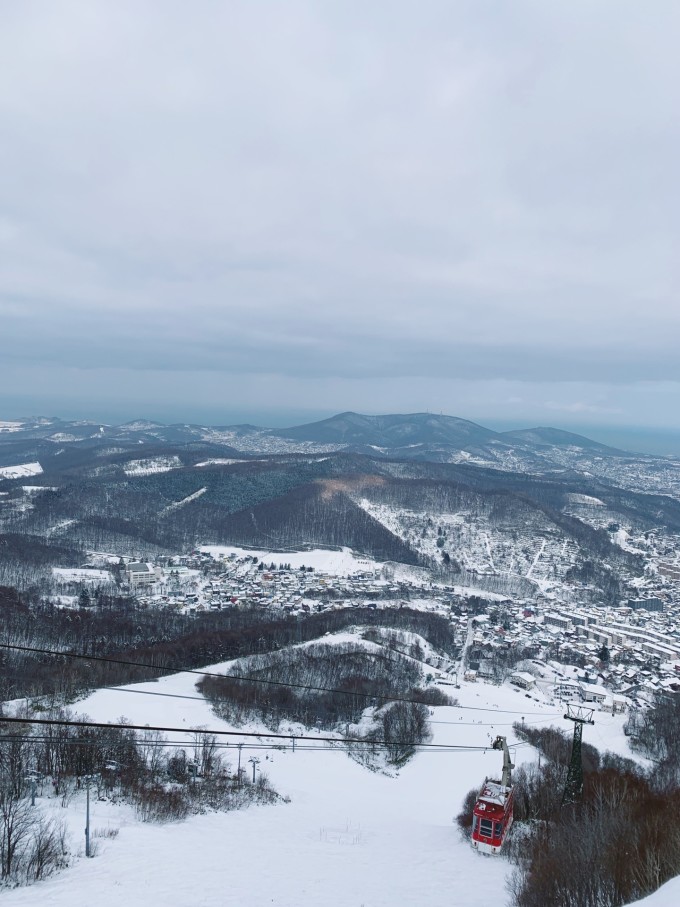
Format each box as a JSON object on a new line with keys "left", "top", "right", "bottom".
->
{"left": 470, "top": 736, "right": 514, "bottom": 855}
{"left": 471, "top": 779, "right": 514, "bottom": 854}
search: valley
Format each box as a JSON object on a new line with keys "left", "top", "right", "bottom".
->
{"left": 3, "top": 412, "right": 680, "bottom": 905}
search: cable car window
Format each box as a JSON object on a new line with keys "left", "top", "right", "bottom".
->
{"left": 480, "top": 819, "right": 493, "bottom": 837}
{"left": 494, "top": 822, "right": 503, "bottom": 837}
{"left": 472, "top": 815, "right": 478, "bottom": 832}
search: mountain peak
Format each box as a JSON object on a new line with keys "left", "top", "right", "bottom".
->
{"left": 272, "top": 411, "right": 498, "bottom": 448}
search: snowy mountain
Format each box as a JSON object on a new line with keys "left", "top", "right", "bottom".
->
{"left": 0, "top": 411, "right": 654, "bottom": 486}
{"left": 500, "top": 425, "right": 625, "bottom": 455}
{"left": 273, "top": 410, "right": 498, "bottom": 449}
{"left": 3, "top": 410, "right": 680, "bottom": 605}
{"left": 0, "top": 411, "right": 627, "bottom": 461}
{"left": 0, "top": 652, "right": 635, "bottom": 907}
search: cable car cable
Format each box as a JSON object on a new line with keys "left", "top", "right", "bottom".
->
{"left": 1, "top": 714, "right": 521, "bottom": 752}
{"left": 0, "top": 642, "right": 559, "bottom": 716}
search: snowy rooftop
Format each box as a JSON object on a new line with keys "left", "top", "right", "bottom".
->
{"left": 478, "top": 780, "right": 512, "bottom": 806}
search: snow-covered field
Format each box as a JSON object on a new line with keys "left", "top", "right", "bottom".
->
{"left": 1, "top": 656, "right": 636, "bottom": 907}
{"left": 53, "top": 568, "right": 112, "bottom": 584}
{"left": 0, "top": 461, "right": 43, "bottom": 479}
{"left": 566, "top": 493, "right": 606, "bottom": 506}
{"left": 354, "top": 496, "right": 581, "bottom": 591}
{"left": 201, "top": 544, "right": 382, "bottom": 576}
{"left": 123, "top": 456, "right": 182, "bottom": 476}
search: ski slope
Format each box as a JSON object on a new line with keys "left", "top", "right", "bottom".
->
{"left": 630, "top": 877, "right": 680, "bottom": 906}
{"left": 0, "top": 663, "right": 635, "bottom": 907}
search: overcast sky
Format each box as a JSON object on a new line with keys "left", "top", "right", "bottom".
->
{"left": 1, "top": 1, "right": 679, "bottom": 443}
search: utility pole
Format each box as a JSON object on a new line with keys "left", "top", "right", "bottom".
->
{"left": 82, "top": 773, "right": 100, "bottom": 857}
{"left": 24, "top": 771, "right": 41, "bottom": 807}
{"left": 562, "top": 704, "right": 595, "bottom": 806}
{"left": 237, "top": 744, "right": 244, "bottom": 786}
{"left": 249, "top": 756, "right": 260, "bottom": 784}
{"left": 85, "top": 775, "right": 92, "bottom": 857}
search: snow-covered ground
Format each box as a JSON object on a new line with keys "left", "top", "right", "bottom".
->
{"left": 161, "top": 487, "right": 207, "bottom": 514}
{"left": 0, "top": 461, "right": 43, "bottom": 479}
{"left": 123, "top": 456, "right": 182, "bottom": 476}
{"left": 566, "top": 493, "right": 605, "bottom": 506}
{"left": 53, "top": 568, "right": 112, "bottom": 584}
{"left": 194, "top": 458, "right": 252, "bottom": 467}
{"left": 353, "top": 496, "right": 581, "bottom": 594}
{"left": 201, "top": 544, "right": 382, "bottom": 576}
{"left": 1, "top": 658, "right": 636, "bottom": 907}
{"left": 630, "top": 877, "right": 680, "bottom": 906}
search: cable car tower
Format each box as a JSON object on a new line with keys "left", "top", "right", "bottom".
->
{"left": 561, "top": 703, "right": 595, "bottom": 806}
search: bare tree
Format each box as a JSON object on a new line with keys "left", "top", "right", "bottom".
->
{"left": 0, "top": 787, "right": 34, "bottom": 880}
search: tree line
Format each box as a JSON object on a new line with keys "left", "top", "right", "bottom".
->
{"left": 0, "top": 586, "right": 459, "bottom": 704}
{"left": 199, "top": 640, "right": 451, "bottom": 765}
{"left": 0, "top": 710, "right": 277, "bottom": 888}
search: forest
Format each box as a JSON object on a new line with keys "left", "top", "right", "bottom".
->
{"left": 0, "top": 585, "right": 459, "bottom": 704}
{"left": 1, "top": 445, "right": 662, "bottom": 610}
{"left": 199, "top": 637, "right": 452, "bottom": 764}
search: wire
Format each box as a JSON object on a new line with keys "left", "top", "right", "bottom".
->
{"left": 429, "top": 715, "right": 561, "bottom": 726}
{"left": 0, "top": 733, "right": 487, "bottom": 755}
{"left": 0, "top": 642, "right": 556, "bottom": 716}
{"left": 0, "top": 714, "right": 502, "bottom": 752}
{"left": 40, "top": 685, "right": 562, "bottom": 728}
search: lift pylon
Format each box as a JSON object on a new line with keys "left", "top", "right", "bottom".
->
{"left": 561, "top": 703, "right": 595, "bottom": 806}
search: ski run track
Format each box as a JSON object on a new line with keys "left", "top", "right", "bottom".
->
{"left": 0, "top": 652, "right": 665, "bottom": 907}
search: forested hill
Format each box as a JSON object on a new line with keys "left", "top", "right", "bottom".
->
{"left": 3, "top": 435, "right": 674, "bottom": 603}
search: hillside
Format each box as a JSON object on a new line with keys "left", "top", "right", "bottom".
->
{"left": 0, "top": 657, "right": 606, "bottom": 907}
{"left": 3, "top": 411, "right": 680, "bottom": 606}
{"left": 500, "top": 426, "right": 625, "bottom": 455}
{"left": 273, "top": 411, "right": 499, "bottom": 448}
{"left": 4, "top": 437, "right": 678, "bottom": 603}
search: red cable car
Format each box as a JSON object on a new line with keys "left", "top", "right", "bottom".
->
{"left": 471, "top": 735, "right": 514, "bottom": 855}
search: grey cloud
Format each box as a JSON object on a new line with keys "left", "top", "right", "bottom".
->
{"left": 1, "top": 1, "right": 679, "bottom": 426}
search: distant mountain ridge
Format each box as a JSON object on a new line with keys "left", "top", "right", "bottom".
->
{"left": 271, "top": 411, "right": 627, "bottom": 458}
{"left": 2, "top": 410, "right": 675, "bottom": 605}
{"left": 501, "top": 426, "right": 626, "bottom": 454}
{"left": 272, "top": 411, "right": 498, "bottom": 449}
{"left": 0, "top": 411, "right": 630, "bottom": 470}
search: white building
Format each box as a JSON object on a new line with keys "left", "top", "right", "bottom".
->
{"left": 126, "top": 562, "right": 160, "bottom": 587}
{"left": 509, "top": 671, "right": 536, "bottom": 690}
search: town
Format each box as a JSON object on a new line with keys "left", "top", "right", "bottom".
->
{"left": 48, "top": 528, "right": 680, "bottom": 727}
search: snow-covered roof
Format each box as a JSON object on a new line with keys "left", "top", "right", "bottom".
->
{"left": 510, "top": 671, "right": 536, "bottom": 684}
{"left": 580, "top": 682, "right": 608, "bottom": 697}
{"left": 478, "top": 780, "right": 512, "bottom": 806}
{"left": 128, "top": 562, "right": 152, "bottom": 573}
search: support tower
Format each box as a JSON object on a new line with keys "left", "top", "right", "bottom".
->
{"left": 561, "top": 703, "right": 595, "bottom": 806}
